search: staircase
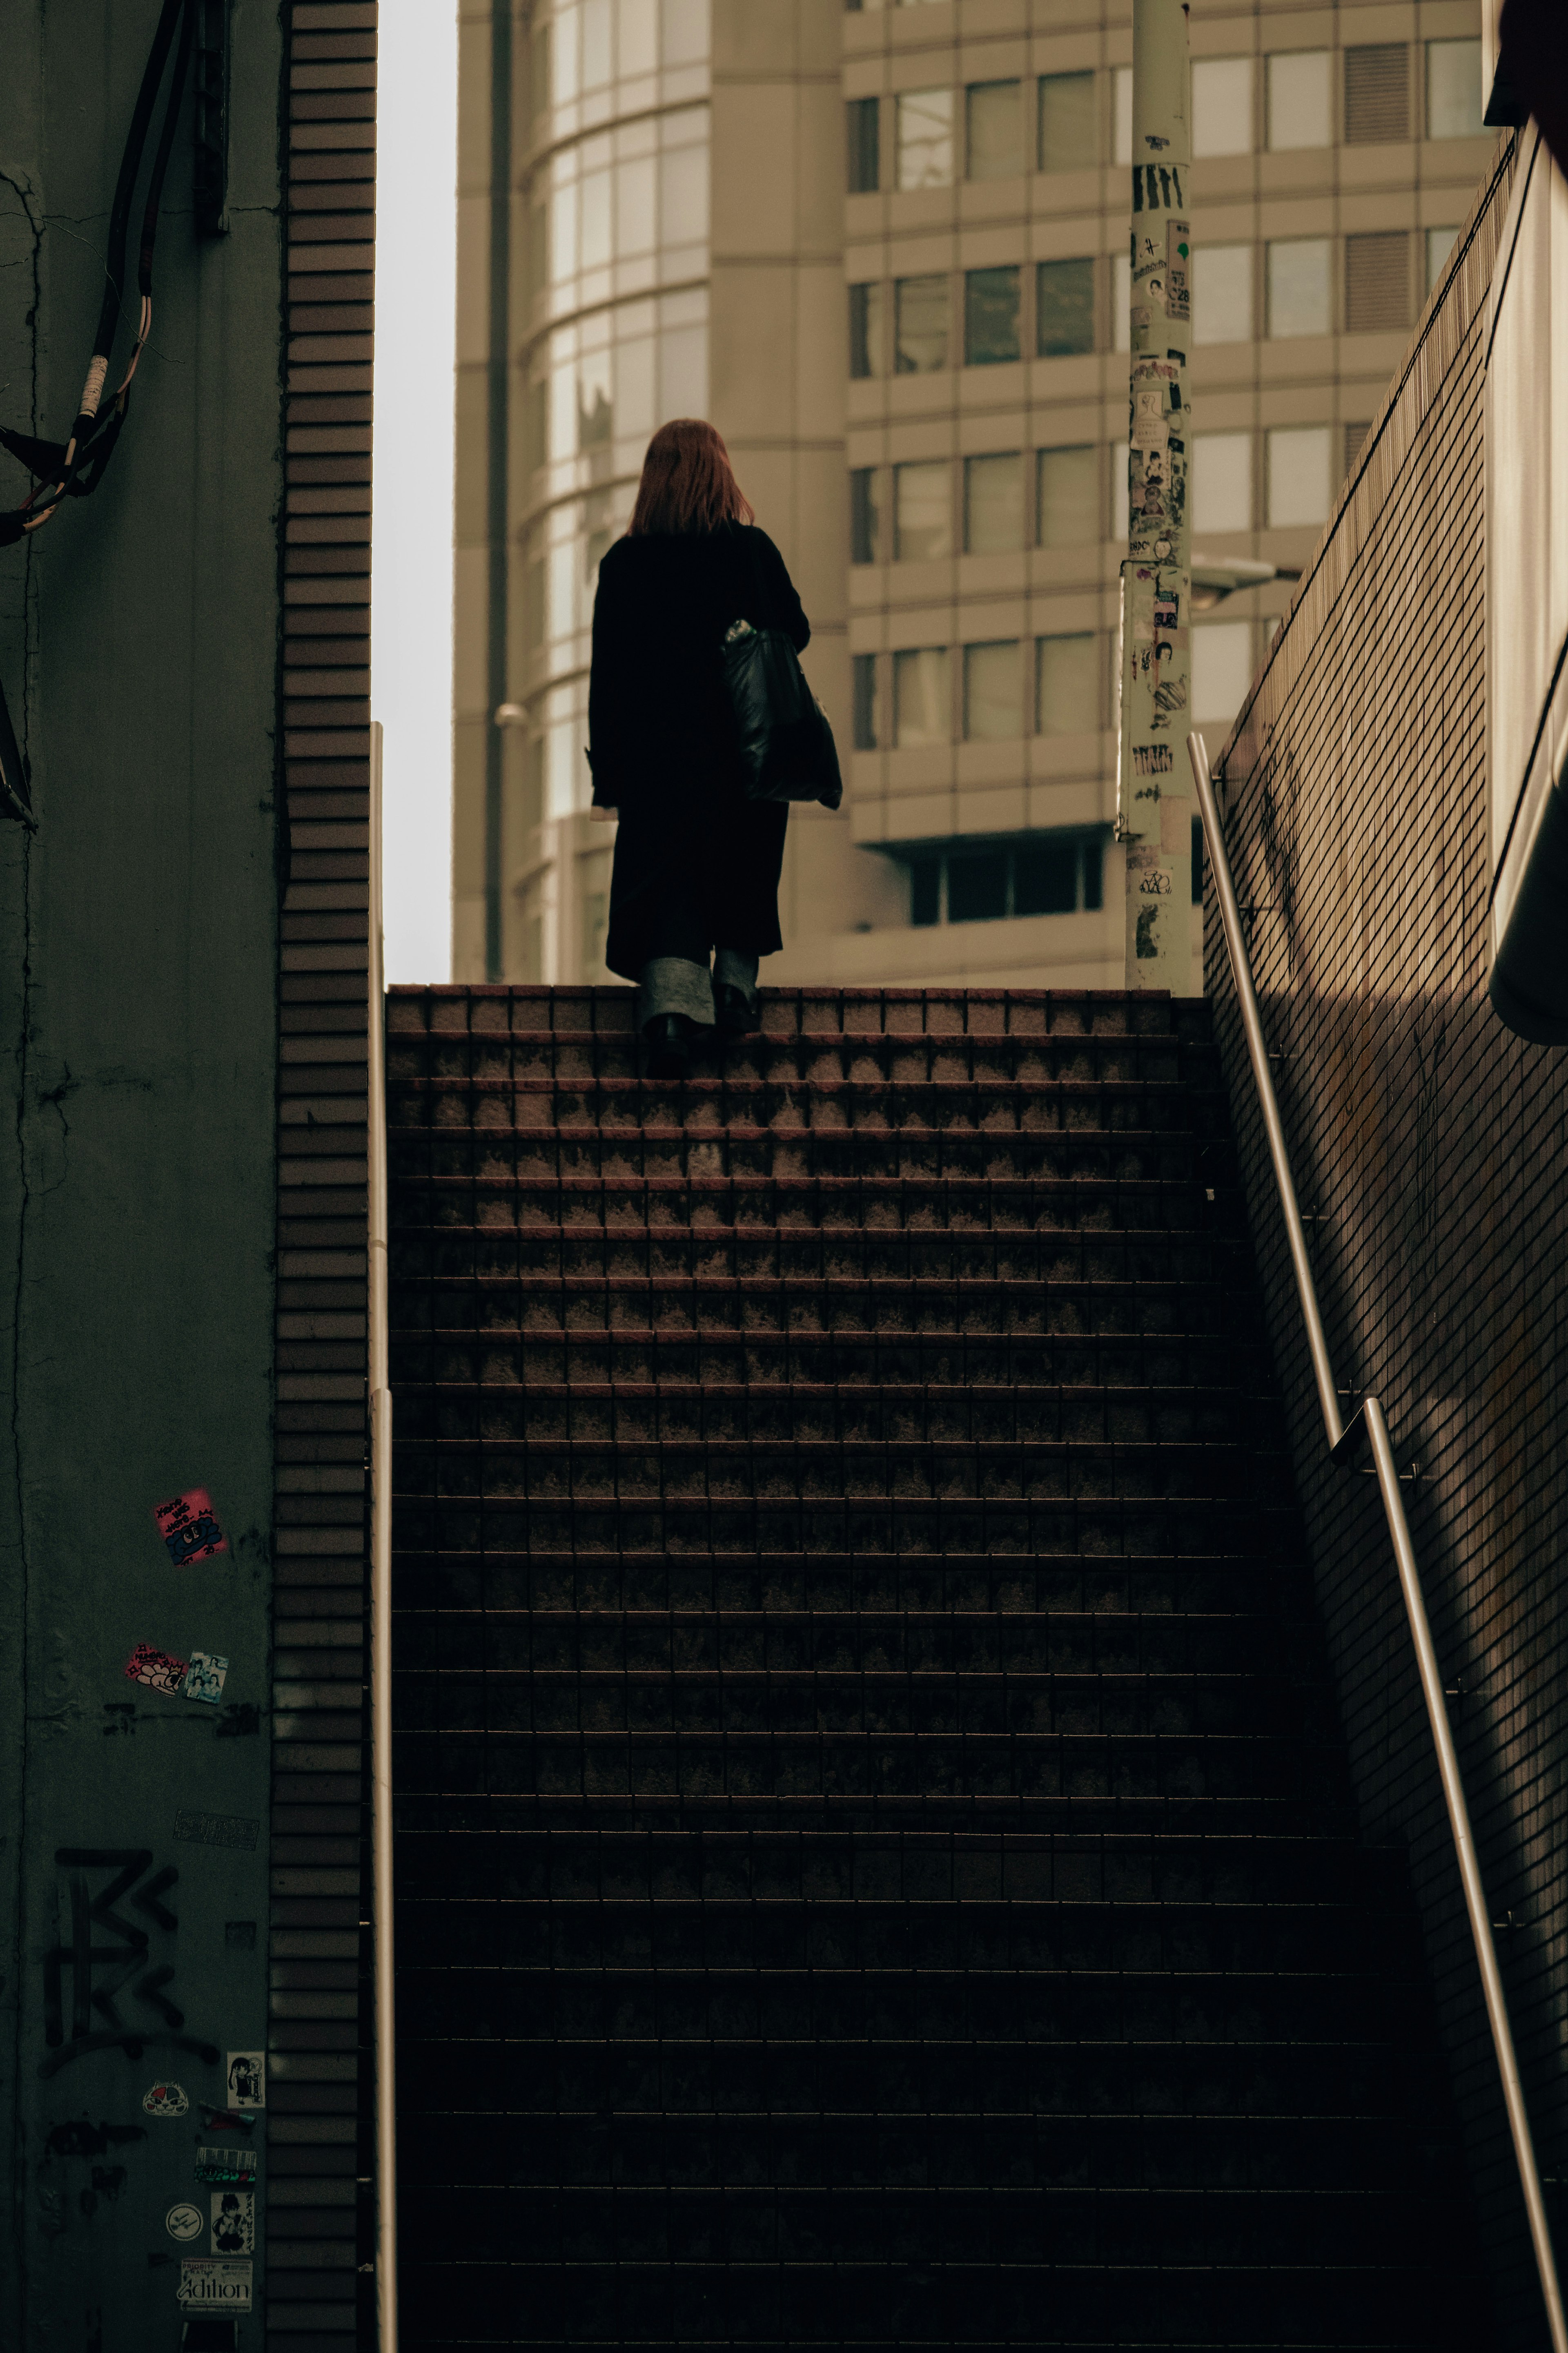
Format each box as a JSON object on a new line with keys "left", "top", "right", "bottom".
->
{"left": 385, "top": 984, "right": 1484, "bottom": 2351}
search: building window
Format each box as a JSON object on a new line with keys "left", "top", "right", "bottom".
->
{"left": 948, "top": 848, "right": 1009, "bottom": 923}
{"left": 964, "top": 452, "right": 1024, "bottom": 553}
{"left": 1267, "top": 239, "right": 1332, "bottom": 337}
{"left": 1267, "top": 425, "right": 1332, "bottom": 527}
{"left": 1426, "top": 225, "right": 1459, "bottom": 292}
{"left": 893, "top": 461, "right": 951, "bottom": 562}
{"left": 1038, "top": 72, "right": 1095, "bottom": 172}
{"left": 1114, "top": 65, "right": 1132, "bottom": 165}
{"left": 1427, "top": 39, "right": 1483, "bottom": 138}
{"left": 1193, "top": 58, "right": 1252, "bottom": 156}
{"left": 1193, "top": 620, "right": 1253, "bottom": 723}
{"left": 963, "top": 641, "right": 1022, "bottom": 740}
{"left": 1111, "top": 438, "right": 1129, "bottom": 543}
{"left": 846, "top": 96, "right": 880, "bottom": 193}
{"left": 849, "top": 282, "right": 884, "bottom": 378}
{"left": 1194, "top": 245, "right": 1253, "bottom": 344}
{"left": 850, "top": 468, "right": 881, "bottom": 565}
{"left": 896, "top": 88, "right": 954, "bottom": 189}
{"left": 1036, "top": 257, "right": 1094, "bottom": 356}
{"left": 907, "top": 836, "right": 1104, "bottom": 926}
{"left": 1035, "top": 633, "right": 1099, "bottom": 734}
{"left": 1344, "top": 44, "right": 1409, "bottom": 143}
{"left": 1267, "top": 50, "right": 1332, "bottom": 149}
{"left": 1113, "top": 250, "right": 1129, "bottom": 352}
{"left": 967, "top": 80, "right": 1022, "bottom": 179}
{"left": 1037, "top": 445, "right": 1096, "bottom": 547}
{"left": 1193, "top": 432, "right": 1253, "bottom": 533}
{"left": 1345, "top": 231, "right": 1411, "bottom": 333}
{"left": 965, "top": 267, "right": 1021, "bottom": 365}
{"left": 895, "top": 273, "right": 949, "bottom": 372}
{"left": 852, "top": 653, "right": 879, "bottom": 749}
{"left": 893, "top": 647, "right": 950, "bottom": 746}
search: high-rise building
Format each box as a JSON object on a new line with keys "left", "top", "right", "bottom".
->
{"left": 453, "top": 0, "right": 1490, "bottom": 990}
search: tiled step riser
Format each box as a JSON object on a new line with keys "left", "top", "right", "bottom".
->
{"left": 392, "top": 1504, "right": 1304, "bottom": 1559}
{"left": 398, "top": 1171, "right": 1233, "bottom": 1212}
{"left": 393, "top": 2181, "right": 1460, "bottom": 2269}
{"left": 391, "top": 1733, "right": 1344, "bottom": 1804}
{"left": 392, "top": 1135, "right": 1226, "bottom": 1183}
{"left": 392, "top": 1976, "right": 1410, "bottom": 2052}
{"left": 397, "top": 1338, "right": 1281, "bottom": 1387}
{"left": 394, "top": 1560, "right": 1313, "bottom": 1616}
{"left": 394, "top": 1613, "right": 1297, "bottom": 1676}
{"left": 391, "top": 1236, "right": 1256, "bottom": 1284}
{"left": 393, "top": 1446, "right": 1284, "bottom": 1507}
{"left": 399, "top": 1398, "right": 1282, "bottom": 1447}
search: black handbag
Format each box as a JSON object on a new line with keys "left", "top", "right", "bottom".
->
{"left": 720, "top": 618, "right": 843, "bottom": 810}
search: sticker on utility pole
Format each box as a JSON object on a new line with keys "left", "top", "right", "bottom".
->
{"left": 165, "top": 2203, "right": 204, "bottom": 2241}
{"left": 143, "top": 2081, "right": 189, "bottom": 2119}
{"left": 177, "top": 2259, "right": 252, "bottom": 2313}
{"left": 196, "top": 2146, "right": 257, "bottom": 2184}
{"left": 225, "top": 2052, "right": 265, "bottom": 2110}
{"left": 153, "top": 1490, "right": 229, "bottom": 1566}
{"left": 1164, "top": 221, "right": 1190, "bottom": 322}
{"left": 210, "top": 2190, "right": 255, "bottom": 2254}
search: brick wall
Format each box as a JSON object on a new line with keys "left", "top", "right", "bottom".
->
{"left": 272, "top": 2, "right": 378, "bottom": 2345}
{"left": 1206, "top": 132, "right": 1568, "bottom": 2348}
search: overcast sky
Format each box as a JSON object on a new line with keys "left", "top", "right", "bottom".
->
{"left": 371, "top": 0, "right": 459, "bottom": 983}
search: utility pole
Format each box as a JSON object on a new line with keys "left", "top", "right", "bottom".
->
{"left": 1118, "top": 0, "right": 1194, "bottom": 988}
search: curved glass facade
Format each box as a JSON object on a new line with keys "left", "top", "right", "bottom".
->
{"left": 520, "top": 0, "right": 711, "bottom": 863}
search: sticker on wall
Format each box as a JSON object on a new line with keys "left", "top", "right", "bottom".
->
{"left": 125, "top": 1644, "right": 189, "bottom": 1697}
{"left": 154, "top": 1490, "right": 229, "bottom": 1567}
{"left": 195, "top": 2146, "right": 258, "bottom": 2186}
{"left": 165, "top": 2202, "right": 205, "bottom": 2242}
{"left": 198, "top": 2103, "right": 255, "bottom": 2134}
{"left": 182, "top": 1654, "right": 229, "bottom": 1706}
{"left": 143, "top": 2081, "right": 189, "bottom": 2119}
{"left": 176, "top": 2258, "right": 252, "bottom": 2314}
{"left": 210, "top": 2189, "right": 255, "bottom": 2255}
{"left": 225, "top": 2053, "right": 264, "bottom": 2111}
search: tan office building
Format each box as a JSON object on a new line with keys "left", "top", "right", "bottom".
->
{"left": 452, "top": 0, "right": 1491, "bottom": 990}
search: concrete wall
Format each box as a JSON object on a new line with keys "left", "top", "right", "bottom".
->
{"left": 1207, "top": 134, "right": 1568, "bottom": 2349}
{"left": 0, "top": 4, "right": 283, "bottom": 2344}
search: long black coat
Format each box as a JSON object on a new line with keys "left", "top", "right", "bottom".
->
{"left": 587, "top": 523, "right": 811, "bottom": 980}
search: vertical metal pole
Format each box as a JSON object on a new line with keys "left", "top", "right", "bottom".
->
{"left": 1119, "top": 0, "right": 1194, "bottom": 988}
{"left": 367, "top": 720, "right": 399, "bottom": 2353}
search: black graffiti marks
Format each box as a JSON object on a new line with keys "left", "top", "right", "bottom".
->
{"left": 1131, "top": 163, "right": 1185, "bottom": 214}
{"left": 40, "top": 1848, "right": 217, "bottom": 2078}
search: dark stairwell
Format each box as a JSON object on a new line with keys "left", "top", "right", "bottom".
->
{"left": 385, "top": 983, "right": 1486, "bottom": 2351}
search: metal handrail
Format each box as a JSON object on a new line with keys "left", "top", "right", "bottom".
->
{"left": 1188, "top": 730, "right": 1567, "bottom": 2353}
{"left": 367, "top": 719, "right": 399, "bottom": 2353}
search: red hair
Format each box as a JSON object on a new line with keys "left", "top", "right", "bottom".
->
{"left": 627, "top": 418, "right": 755, "bottom": 536}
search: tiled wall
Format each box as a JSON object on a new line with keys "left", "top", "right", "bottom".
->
{"left": 1207, "top": 131, "right": 1567, "bottom": 2348}
{"left": 272, "top": 2, "right": 377, "bottom": 2345}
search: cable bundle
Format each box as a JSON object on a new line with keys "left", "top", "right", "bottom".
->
{"left": 0, "top": 0, "right": 197, "bottom": 825}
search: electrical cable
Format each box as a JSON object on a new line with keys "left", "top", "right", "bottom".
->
{"left": 0, "top": 0, "right": 196, "bottom": 823}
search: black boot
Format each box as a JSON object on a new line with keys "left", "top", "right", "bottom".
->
{"left": 714, "top": 984, "right": 757, "bottom": 1038}
{"left": 644, "top": 1013, "right": 693, "bottom": 1079}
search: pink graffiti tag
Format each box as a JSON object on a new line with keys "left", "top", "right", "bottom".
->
{"left": 152, "top": 1490, "right": 228, "bottom": 1566}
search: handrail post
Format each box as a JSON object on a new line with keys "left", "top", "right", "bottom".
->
{"left": 1188, "top": 731, "right": 1568, "bottom": 2353}
{"left": 367, "top": 719, "right": 399, "bottom": 2353}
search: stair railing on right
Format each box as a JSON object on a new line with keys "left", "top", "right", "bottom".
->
{"left": 1188, "top": 730, "right": 1567, "bottom": 2353}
